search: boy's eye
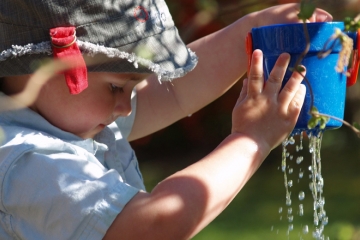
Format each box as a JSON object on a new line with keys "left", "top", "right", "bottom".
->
{"left": 110, "top": 84, "right": 124, "bottom": 93}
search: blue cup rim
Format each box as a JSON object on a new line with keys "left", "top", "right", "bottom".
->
{"left": 251, "top": 21, "right": 345, "bottom": 31}
{"left": 250, "top": 21, "right": 352, "bottom": 54}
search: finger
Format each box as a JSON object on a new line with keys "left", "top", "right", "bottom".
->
{"left": 287, "top": 84, "right": 306, "bottom": 118}
{"left": 263, "top": 53, "right": 290, "bottom": 96}
{"left": 247, "top": 49, "right": 264, "bottom": 96}
{"left": 278, "top": 66, "right": 306, "bottom": 108}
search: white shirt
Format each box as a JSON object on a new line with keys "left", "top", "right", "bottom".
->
{"left": 0, "top": 92, "right": 143, "bottom": 240}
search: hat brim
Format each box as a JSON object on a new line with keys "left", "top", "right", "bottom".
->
{"left": 0, "top": 27, "right": 198, "bottom": 81}
{"left": 84, "top": 27, "right": 199, "bottom": 80}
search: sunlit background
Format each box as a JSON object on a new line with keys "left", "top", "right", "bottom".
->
{"left": 130, "top": 0, "right": 360, "bottom": 239}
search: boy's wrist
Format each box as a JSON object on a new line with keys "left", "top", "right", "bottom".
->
{"left": 227, "top": 132, "right": 271, "bottom": 161}
{"left": 242, "top": 9, "right": 261, "bottom": 29}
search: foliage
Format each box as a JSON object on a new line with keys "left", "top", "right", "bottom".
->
{"left": 307, "top": 107, "right": 330, "bottom": 129}
{"left": 354, "top": 122, "right": 360, "bottom": 131}
{"left": 344, "top": 15, "right": 360, "bottom": 32}
{"left": 297, "top": 1, "right": 316, "bottom": 21}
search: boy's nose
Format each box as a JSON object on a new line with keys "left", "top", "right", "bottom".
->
{"left": 114, "top": 94, "right": 132, "bottom": 117}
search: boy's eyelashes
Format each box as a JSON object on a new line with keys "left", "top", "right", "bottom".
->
{"left": 110, "top": 83, "right": 124, "bottom": 93}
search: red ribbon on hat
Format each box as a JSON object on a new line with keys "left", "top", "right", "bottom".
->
{"left": 50, "top": 27, "right": 88, "bottom": 94}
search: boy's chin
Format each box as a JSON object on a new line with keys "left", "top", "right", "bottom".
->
{"left": 76, "top": 126, "right": 105, "bottom": 139}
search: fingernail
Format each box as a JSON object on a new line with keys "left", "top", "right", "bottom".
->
{"left": 300, "top": 84, "right": 306, "bottom": 94}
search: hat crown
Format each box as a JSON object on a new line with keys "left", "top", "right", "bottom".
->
{"left": 1, "top": 0, "right": 168, "bottom": 48}
{"left": 0, "top": 0, "right": 198, "bottom": 81}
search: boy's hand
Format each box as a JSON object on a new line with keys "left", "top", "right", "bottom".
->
{"left": 251, "top": 3, "right": 333, "bottom": 27}
{"left": 232, "top": 49, "right": 306, "bottom": 151}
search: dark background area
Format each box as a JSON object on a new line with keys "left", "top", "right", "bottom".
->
{"left": 131, "top": 1, "right": 360, "bottom": 239}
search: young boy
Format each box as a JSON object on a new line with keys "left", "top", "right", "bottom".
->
{"left": 0, "top": 1, "right": 331, "bottom": 239}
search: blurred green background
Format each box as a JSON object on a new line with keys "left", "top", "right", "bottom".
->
{"left": 131, "top": 0, "right": 360, "bottom": 239}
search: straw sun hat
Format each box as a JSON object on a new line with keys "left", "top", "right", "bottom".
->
{"left": 0, "top": 0, "right": 198, "bottom": 94}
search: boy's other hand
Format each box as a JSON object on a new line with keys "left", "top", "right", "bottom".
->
{"left": 251, "top": 3, "right": 333, "bottom": 28}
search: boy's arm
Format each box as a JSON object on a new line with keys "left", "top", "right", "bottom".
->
{"left": 129, "top": 3, "right": 331, "bottom": 141}
{"left": 103, "top": 50, "right": 306, "bottom": 240}
{"left": 105, "top": 134, "right": 268, "bottom": 240}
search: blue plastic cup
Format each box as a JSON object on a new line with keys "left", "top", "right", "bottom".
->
{"left": 246, "top": 22, "right": 359, "bottom": 134}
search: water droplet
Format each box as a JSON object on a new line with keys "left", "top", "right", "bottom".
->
{"left": 317, "top": 178, "right": 324, "bottom": 188}
{"left": 312, "top": 228, "right": 322, "bottom": 239}
{"left": 299, "top": 132, "right": 304, "bottom": 149}
{"left": 298, "top": 191, "right": 305, "bottom": 200}
{"left": 288, "top": 137, "right": 295, "bottom": 145}
{"left": 303, "top": 225, "right": 309, "bottom": 234}
{"left": 322, "top": 216, "right": 329, "bottom": 225}
{"left": 281, "top": 160, "right": 286, "bottom": 172}
{"left": 288, "top": 180, "right": 293, "bottom": 187}
{"left": 279, "top": 207, "right": 283, "bottom": 213}
{"left": 299, "top": 204, "right": 304, "bottom": 216}
{"left": 288, "top": 215, "right": 294, "bottom": 222}
{"left": 314, "top": 211, "right": 319, "bottom": 226}
{"left": 299, "top": 171, "right": 304, "bottom": 178}
{"left": 288, "top": 208, "right": 292, "bottom": 214}
{"left": 296, "top": 156, "right": 304, "bottom": 164}
{"left": 309, "top": 147, "right": 314, "bottom": 153}
{"left": 286, "top": 198, "right": 292, "bottom": 206}
{"left": 288, "top": 224, "right": 294, "bottom": 231}
{"left": 309, "top": 182, "right": 314, "bottom": 191}
{"left": 289, "top": 168, "right": 293, "bottom": 174}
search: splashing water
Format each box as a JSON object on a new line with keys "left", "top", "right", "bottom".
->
{"left": 308, "top": 132, "right": 328, "bottom": 239}
{"left": 279, "top": 131, "right": 328, "bottom": 240}
{"left": 282, "top": 138, "right": 294, "bottom": 207}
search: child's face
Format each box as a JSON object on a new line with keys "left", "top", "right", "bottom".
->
{"left": 31, "top": 72, "right": 148, "bottom": 139}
